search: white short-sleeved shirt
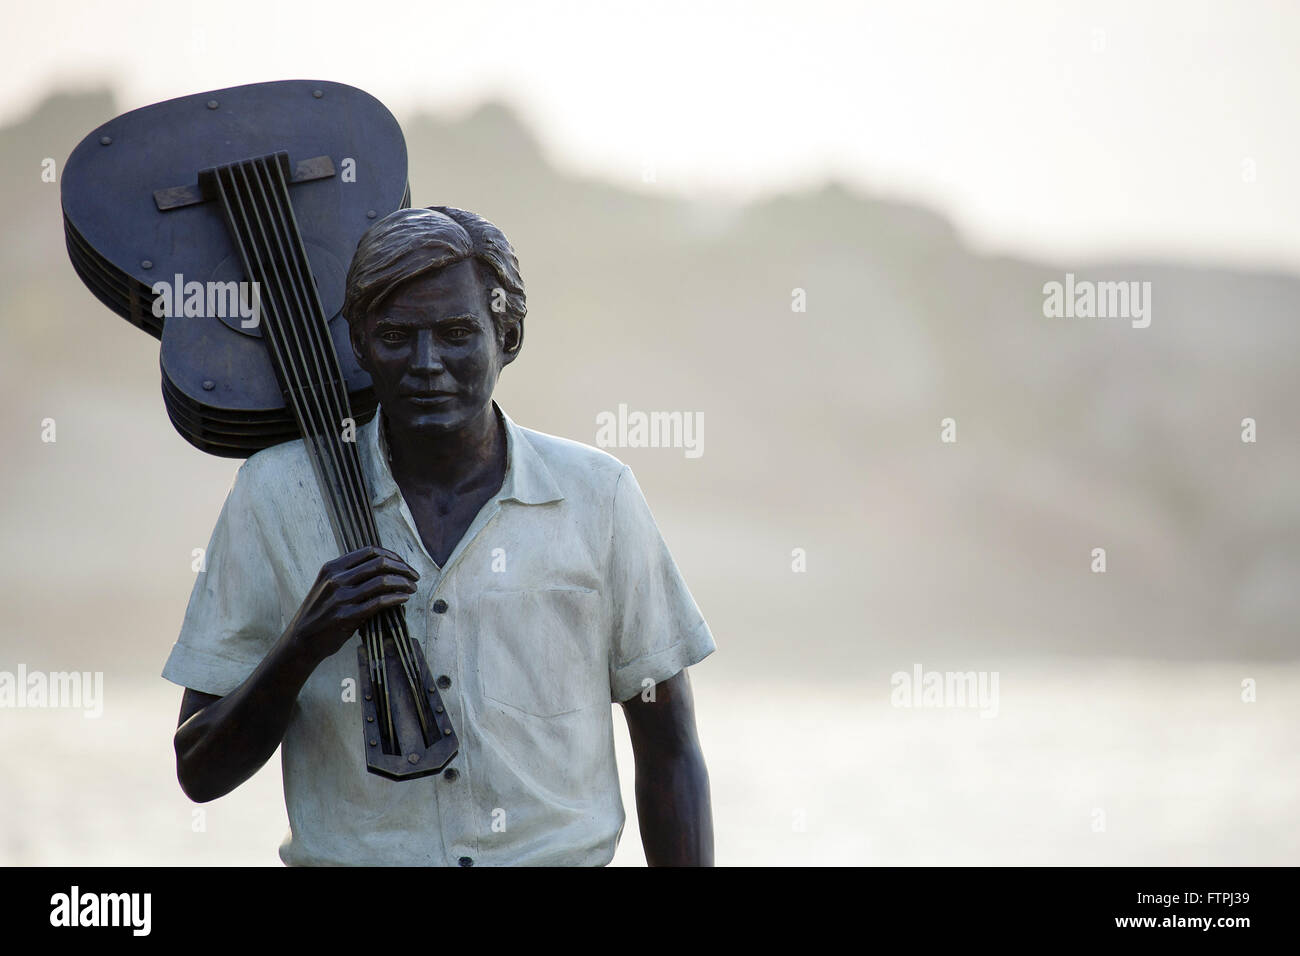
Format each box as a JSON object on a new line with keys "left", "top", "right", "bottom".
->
{"left": 161, "top": 402, "right": 715, "bottom": 866}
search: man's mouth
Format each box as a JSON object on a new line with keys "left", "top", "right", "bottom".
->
{"left": 404, "top": 391, "right": 456, "bottom": 406}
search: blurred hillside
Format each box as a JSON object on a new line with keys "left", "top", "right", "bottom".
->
{"left": 1, "top": 87, "right": 1297, "bottom": 687}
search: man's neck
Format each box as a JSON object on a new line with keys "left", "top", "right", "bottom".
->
{"left": 383, "top": 402, "right": 506, "bottom": 495}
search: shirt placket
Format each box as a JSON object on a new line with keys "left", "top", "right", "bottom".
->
{"left": 424, "top": 569, "right": 477, "bottom": 866}
{"left": 367, "top": 492, "right": 444, "bottom": 863}
{"left": 390, "top": 490, "right": 512, "bottom": 868}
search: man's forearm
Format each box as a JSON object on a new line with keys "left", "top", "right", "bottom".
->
{"left": 623, "top": 669, "right": 715, "bottom": 865}
{"left": 634, "top": 744, "right": 715, "bottom": 866}
{"left": 174, "top": 633, "right": 316, "bottom": 802}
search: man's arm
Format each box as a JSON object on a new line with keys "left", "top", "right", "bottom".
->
{"left": 173, "top": 634, "right": 322, "bottom": 803}
{"left": 619, "top": 668, "right": 714, "bottom": 866}
{"left": 173, "top": 545, "right": 418, "bottom": 802}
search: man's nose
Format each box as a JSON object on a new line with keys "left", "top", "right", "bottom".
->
{"left": 409, "top": 329, "right": 445, "bottom": 374}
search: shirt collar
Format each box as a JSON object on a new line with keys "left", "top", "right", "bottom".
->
{"left": 362, "top": 400, "right": 564, "bottom": 509}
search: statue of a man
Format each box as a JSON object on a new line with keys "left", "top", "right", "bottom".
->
{"left": 163, "top": 206, "right": 715, "bottom": 866}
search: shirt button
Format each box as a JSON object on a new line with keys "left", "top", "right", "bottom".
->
{"left": 443, "top": 768, "right": 459, "bottom": 782}
{"left": 458, "top": 856, "right": 474, "bottom": 867}
{"left": 437, "top": 675, "right": 452, "bottom": 690}
{"left": 433, "top": 599, "right": 449, "bottom": 613}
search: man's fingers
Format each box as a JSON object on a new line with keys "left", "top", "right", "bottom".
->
{"left": 328, "top": 545, "right": 413, "bottom": 574}
{"left": 337, "top": 574, "right": 418, "bottom": 610}
{"left": 322, "top": 547, "right": 376, "bottom": 575}
{"left": 338, "top": 590, "right": 414, "bottom": 629}
{"left": 335, "top": 554, "right": 419, "bottom": 588}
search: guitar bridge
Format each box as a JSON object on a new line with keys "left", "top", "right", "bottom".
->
{"left": 357, "top": 637, "right": 459, "bottom": 781}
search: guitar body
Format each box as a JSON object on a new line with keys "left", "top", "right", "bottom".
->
{"left": 61, "top": 79, "right": 410, "bottom": 456}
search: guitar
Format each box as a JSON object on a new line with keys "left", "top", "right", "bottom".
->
{"left": 62, "top": 79, "right": 459, "bottom": 781}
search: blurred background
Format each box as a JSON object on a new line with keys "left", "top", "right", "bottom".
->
{"left": 1, "top": 0, "right": 1297, "bottom": 865}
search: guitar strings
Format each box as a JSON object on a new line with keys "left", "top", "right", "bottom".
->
{"left": 218, "top": 162, "right": 402, "bottom": 747}
{"left": 239, "top": 160, "right": 400, "bottom": 745}
{"left": 210, "top": 157, "right": 436, "bottom": 754}
{"left": 257, "top": 158, "right": 430, "bottom": 735}
{"left": 256, "top": 157, "right": 433, "bottom": 741}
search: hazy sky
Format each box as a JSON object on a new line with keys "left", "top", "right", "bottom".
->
{"left": 9, "top": 0, "right": 1299, "bottom": 270}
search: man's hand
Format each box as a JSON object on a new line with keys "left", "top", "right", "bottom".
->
{"left": 619, "top": 668, "right": 714, "bottom": 866}
{"left": 174, "top": 545, "right": 418, "bottom": 803}
{"left": 282, "top": 546, "right": 419, "bottom": 671}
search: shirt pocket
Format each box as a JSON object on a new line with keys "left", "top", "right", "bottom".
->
{"left": 477, "top": 587, "right": 603, "bottom": 718}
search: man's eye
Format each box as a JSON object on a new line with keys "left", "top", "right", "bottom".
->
{"left": 380, "top": 331, "right": 406, "bottom": 343}
{"left": 445, "top": 328, "right": 471, "bottom": 341}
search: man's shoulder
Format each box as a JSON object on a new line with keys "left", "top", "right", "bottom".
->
{"left": 229, "top": 436, "right": 317, "bottom": 509}
{"left": 239, "top": 435, "right": 313, "bottom": 482}
{"left": 223, "top": 438, "right": 339, "bottom": 549}
{"left": 513, "top": 423, "right": 628, "bottom": 497}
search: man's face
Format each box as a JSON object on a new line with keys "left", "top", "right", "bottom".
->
{"left": 350, "top": 258, "right": 513, "bottom": 435}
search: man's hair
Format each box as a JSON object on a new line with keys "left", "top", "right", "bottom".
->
{"left": 342, "top": 206, "right": 525, "bottom": 349}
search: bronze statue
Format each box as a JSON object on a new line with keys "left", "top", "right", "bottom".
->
{"left": 63, "top": 81, "right": 715, "bottom": 865}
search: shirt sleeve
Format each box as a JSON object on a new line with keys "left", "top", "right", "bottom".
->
{"left": 606, "top": 465, "right": 716, "bottom": 702}
{"left": 161, "top": 460, "right": 284, "bottom": 697}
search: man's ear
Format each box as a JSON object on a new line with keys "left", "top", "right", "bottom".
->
{"left": 500, "top": 319, "right": 523, "bottom": 368}
{"left": 349, "top": 321, "right": 371, "bottom": 374}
